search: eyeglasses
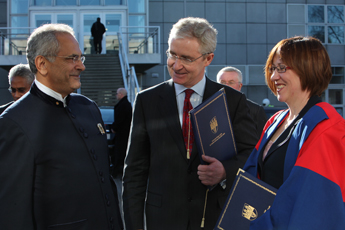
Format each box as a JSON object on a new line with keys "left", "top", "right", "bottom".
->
{"left": 50, "top": 55, "right": 86, "bottom": 64}
{"left": 166, "top": 50, "right": 210, "bottom": 65}
{"left": 8, "top": 87, "right": 27, "bottom": 94}
{"left": 269, "top": 64, "right": 292, "bottom": 73}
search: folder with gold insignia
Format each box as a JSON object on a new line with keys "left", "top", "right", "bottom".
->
{"left": 215, "top": 168, "right": 277, "bottom": 230}
{"left": 189, "top": 88, "right": 237, "bottom": 164}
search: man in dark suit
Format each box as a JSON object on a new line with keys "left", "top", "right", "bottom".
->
{"left": 0, "top": 23, "right": 123, "bottom": 230}
{"left": 111, "top": 87, "right": 132, "bottom": 177}
{"left": 123, "top": 17, "right": 258, "bottom": 230}
{"left": 91, "top": 17, "right": 106, "bottom": 54}
{"left": 217, "top": 66, "right": 268, "bottom": 139}
{"left": 0, "top": 64, "right": 34, "bottom": 114}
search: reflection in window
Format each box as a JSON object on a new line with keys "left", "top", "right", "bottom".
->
{"left": 308, "top": 26, "right": 325, "bottom": 42}
{"left": 329, "top": 89, "right": 343, "bottom": 104}
{"left": 84, "top": 15, "right": 100, "bottom": 33}
{"left": 105, "top": 0, "right": 122, "bottom": 5}
{"left": 80, "top": 0, "right": 100, "bottom": 5}
{"left": 330, "top": 67, "right": 344, "bottom": 84}
{"left": 32, "top": 0, "right": 51, "bottom": 6}
{"left": 11, "top": 16, "right": 29, "bottom": 34}
{"left": 106, "top": 14, "right": 121, "bottom": 32}
{"left": 328, "top": 6, "right": 344, "bottom": 23}
{"left": 11, "top": 0, "right": 28, "bottom": 14}
{"left": 328, "top": 26, "right": 344, "bottom": 43}
{"left": 129, "top": 15, "right": 145, "bottom": 33}
{"left": 56, "top": 0, "right": 76, "bottom": 5}
{"left": 308, "top": 5, "right": 324, "bottom": 23}
{"left": 57, "top": 15, "right": 74, "bottom": 28}
{"left": 35, "top": 15, "right": 51, "bottom": 27}
{"left": 129, "top": 0, "right": 145, "bottom": 13}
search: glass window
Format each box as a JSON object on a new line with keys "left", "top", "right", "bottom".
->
{"left": 105, "top": 0, "right": 122, "bottom": 5}
{"left": 308, "top": 26, "right": 324, "bottom": 42}
{"left": 11, "top": 16, "right": 29, "bottom": 34}
{"left": 308, "top": 5, "right": 324, "bottom": 23}
{"left": 11, "top": 0, "right": 28, "bottom": 14}
{"left": 288, "top": 5, "right": 305, "bottom": 24}
{"left": 80, "top": 0, "right": 100, "bottom": 5}
{"left": 328, "top": 26, "right": 344, "bottom": 44}
{"left": 57, "top": 15, "right": 74, "bottom": 28}
{"left": 32, "top": 0, "right": 51, "bottom": 6}
{"left": 105, "top": 14, "right": 121, "bottom": 32}
{"left": 84, "top": 14, "right": 100, "bottom": 33}
{"left": 328, "top": 6, "right": 344, "bottom": 23}
{"left": 56, "top": 0, "right": 76, "bottom": 6}
{"left": 129, "top": 15, "right": 145, "bottom": 32}
{"left": 330, "top": 67, "right": 344, "bottom": 84}
{"left": 329, "top": 89, "right": 343, "bottom": 104}
{"left": 129, "top": 0, "right": 145, "bottom": 13}
{"left": 35, "top": 15, "right": 51, "bottom": 27}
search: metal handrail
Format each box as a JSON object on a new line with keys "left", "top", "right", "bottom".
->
{"left": 118, "top": 30, "right": 140, "bottom": 105}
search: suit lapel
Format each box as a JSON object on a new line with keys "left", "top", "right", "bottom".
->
{"left": 158, "top": 80, "right": 189, "bottom": 162}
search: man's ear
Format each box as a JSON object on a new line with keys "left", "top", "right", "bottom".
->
{"left": 204, "top": 53, "right": 214, "bottom": 67}
{"left": 35, "top": 55, "right": 48, "bottom": 76}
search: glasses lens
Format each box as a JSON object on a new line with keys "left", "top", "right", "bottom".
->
{"left": 81, "top": 56, "right": 85, "bottom": 63}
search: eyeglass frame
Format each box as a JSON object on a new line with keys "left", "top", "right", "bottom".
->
{"left": 269, "top": 64, "right": 293, "bottom": 73}
{"left": 45, "top": 55, "right": 86, "bottom": 64}
{"left": 166, "top": 50, "right": 211, "bottom": 64}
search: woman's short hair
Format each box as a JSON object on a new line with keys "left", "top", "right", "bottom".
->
{"left": 265, "top": 36, "right": 332, "bottom": 97}
{"left": 168, "top": 17, "right": 217, "bottom": 54}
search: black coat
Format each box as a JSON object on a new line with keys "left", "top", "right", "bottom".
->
{"left": 111, "top": 95, "right": 132, "bottom": 175}
{"left": 246, "top": 99, "right": 268, "bottom": 139}
{"left": 123, "top": 78, "right": 258, "bottom": 230}
{"left": 0, "top": 83, "right": 123, "bottom": 230}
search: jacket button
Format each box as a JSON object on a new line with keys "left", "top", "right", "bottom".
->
{"left": 84, "top": 133, "right": 88, "bottom": 138}
{"left": 93, "top": 154, "right": 98, "bottom": 160}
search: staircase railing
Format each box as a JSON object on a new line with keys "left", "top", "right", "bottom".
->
{"left": 118, "top": 30, "right": 140, "bottom": 105}
{"left": 0, "top": 28, "right": 32, "bottom": 55}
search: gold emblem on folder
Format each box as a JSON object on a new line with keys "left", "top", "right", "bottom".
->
{"left": 210, "top": 116, "right": 218, "bottom": 134}
{"left": 242, "top": 203, "right": 258, "bottom": 221}
{"left": 97, "top": 123, "right": 105, "bottom": 135}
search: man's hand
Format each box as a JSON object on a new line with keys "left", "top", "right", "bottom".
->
{"left": 197, "top": 155, "right": 226, "bottom": 186}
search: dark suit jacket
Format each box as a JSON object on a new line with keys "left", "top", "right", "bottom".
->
{"left": 123, "top": 78, "right": 258, "bottom": 230}
{"left": 246, "top": 99, "right": 268, "bottom": 139}
{"left": 111, "top": 95, "right": 132, "bottom": 176}
{"left": 0, "top": 83, "right": 123, "bottom": 230}
{"left": 0, "top": 101, "right": 14, "bottom": 114}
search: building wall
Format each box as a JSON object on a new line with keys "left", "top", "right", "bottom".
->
{"left": 0, "top": 0, "right": 10, "bottom": 105}
{"left": 145, "top": 0, "right": 345, "bottom": 109}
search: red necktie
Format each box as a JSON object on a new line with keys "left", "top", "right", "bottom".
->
{"left": 182, "top": 89, "right": 194, "bottom": 159}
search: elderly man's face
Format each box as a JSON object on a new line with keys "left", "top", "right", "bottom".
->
{"left": 167, "top": 37, "right": 213, "bottom": 88}
{"left": 218, "top": 72, "right": 243, "bottom": 91}
{"left": 44, "top": 33, "right": 85, "bottom": 98}
{"left": 9, "top": 76, "right": 31, "bottom": 101}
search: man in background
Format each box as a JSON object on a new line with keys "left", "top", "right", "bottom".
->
{"left": 111, "top": 87, "right": 132, "bottom": 178}
{"left": 0, "top": 23, "right": 123, "bottom": 229}
{"left": 123, "top": 17, "right": 258, "bottom": 230}
{"left": 217, "top": 66, "right": 267, "bottom": 138}
{"left": 91, "top": 17, "right": 106, "bottom": 54}
{"left": 0, "top": 64, "right": 34, "bottom": 113}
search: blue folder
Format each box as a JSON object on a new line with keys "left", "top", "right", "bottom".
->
{"left": 189, "top": 88, "right": 237, "bottom": 164}
{"left": 215, "top": 169, "right": 277, "bottom": 230}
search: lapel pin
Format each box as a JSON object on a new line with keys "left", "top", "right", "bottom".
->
{"left": 97, "top": 123, "right": 105, "bottom": 135}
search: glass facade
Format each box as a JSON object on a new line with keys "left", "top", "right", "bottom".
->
{"left": 11, "top": 0, "right": 28, "bottom": 14}
{"left": 307, "top": 5, "right": 344, "bottom": 44}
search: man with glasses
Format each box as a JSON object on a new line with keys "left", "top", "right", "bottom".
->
{"left": 0, "top": 24, "right": 123, "bottom": 230}
{"left": 217, "top": 66, "right": 267, "bottom": 139}
{"left": 123, "top": 17, "right": 258, "bottom": 230}
{"left": 0, "top": 64, "right": 34, "bottom": 114}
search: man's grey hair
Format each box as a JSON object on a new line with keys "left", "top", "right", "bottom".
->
{"left": 26, "top": 23, "right": 75, "bottom": 74}
{"left": 8, "top": 63, "right": 35, "bottom": 85}
{"left": 117, "top": 88, "right": 127, "bottom": 96}
{"left": 217, "top": 66, "right": 243, "bottom": 83}
{"left": 168, "top": 17, "right": 217, "bottom": 54}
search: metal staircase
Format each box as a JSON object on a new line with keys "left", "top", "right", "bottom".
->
{"left": 80, "top": 53, "right": 123, "bottom": 107}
